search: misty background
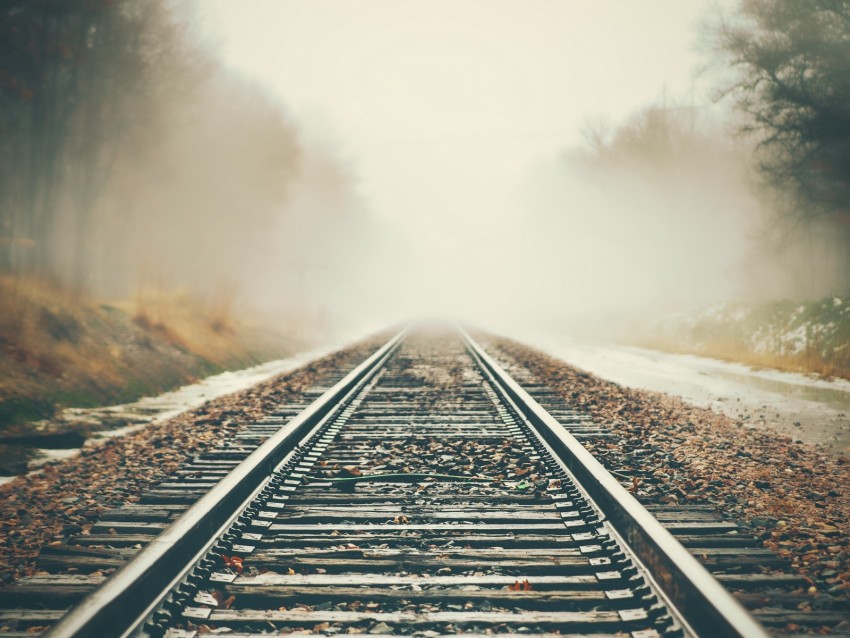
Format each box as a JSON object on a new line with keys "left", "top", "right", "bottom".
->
{"left": 2, "top": 0, "right": 848, "bottom": 339}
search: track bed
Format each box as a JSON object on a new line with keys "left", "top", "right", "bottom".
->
{"left": 1, "top": 327, "right": 801, "bottom": 637}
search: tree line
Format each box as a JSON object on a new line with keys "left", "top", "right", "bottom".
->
{"left": 572, "top": 0, "right": 850, "bottom": 295}
{"left": 0, "top": 0, "right": 362, "bottom": 303}
{"left": 713, "top": 0, "right": 850, "bottom": 233}
{"left": 0, "top": 0, "right": 187, "bottom": 286}
{"left": 716, "top": 0, "right": 850, "bottom": 294}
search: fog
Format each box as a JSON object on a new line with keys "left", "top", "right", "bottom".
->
{"left": 7, "top": 0, "right": 843, "bottom": 343}
{"left": 191, "top": 0, "right": 847, "bottom": 339}
{"left": 195, "top": 0, "right": 735, "bottom": 336}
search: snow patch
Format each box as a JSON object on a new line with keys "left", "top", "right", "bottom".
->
{"left": 522, "top": 331, "right": 850, "bottom": 451}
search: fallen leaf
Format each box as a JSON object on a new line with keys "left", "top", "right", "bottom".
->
{"left": 506, "top": 578, "right": 532, "bottom": 591}
{"left": 220, "top": 554, "right": 244, "bottom": 575}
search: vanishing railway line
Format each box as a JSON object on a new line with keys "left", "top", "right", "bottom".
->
{"left": 0, "top": 325, "right": 837, "bottom": 637}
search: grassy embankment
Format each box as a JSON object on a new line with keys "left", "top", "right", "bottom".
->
{"left": 637, "top": 297, "right": 850, "bottom": 380}
{"left": 0, "top": 276, "right": 307, "bottom": 432}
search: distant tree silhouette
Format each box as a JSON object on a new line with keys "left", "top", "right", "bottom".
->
{"left": 711, "top": 1, "right": 850, "bottom": 231}
{"left": 0, "top": 0, "right": 189, "bottom": 283}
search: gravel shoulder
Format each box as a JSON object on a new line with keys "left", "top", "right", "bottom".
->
{"left": 2, "top": 327, "right": 848, "bottom": 623}
{"left": 0, "top": 334, "right": 387, "bottom": 584}
{"left": 480, "top": 334, "right": 850, "bottom": 608}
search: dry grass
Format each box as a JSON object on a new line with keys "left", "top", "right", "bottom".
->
{"left": 0, "top": 276, "right": 109, "bottom": 385}
{"left": 0, "top": 277, "right": 135, "bottom": 428}
{"left": 636, "top": 299, "right": 850, "bottom": 381}
{"left": 640, "top": 335, "right": 850, "bottom": 381}
{"left": 0, "top": 275, "right": 306, "bottom": 430}
{"left": 127, "top": 284, "right": 246, "bottom": 368}
{"left": 0, "top": 275, "right": 76, "bottom": 338}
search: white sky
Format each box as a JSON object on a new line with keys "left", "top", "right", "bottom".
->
{"left": 197, "top": 1, "right": 710, "bottom": 218}
{"left": 194, "top": 1, "right": 723, "bottom": 327}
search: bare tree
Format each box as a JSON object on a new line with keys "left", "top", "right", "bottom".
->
{"left": 571, "top": 99, "right": 729, "bottom": 181}
{"left": 0, "top": 1, "right": 83, "bottom": 274}
{"left": 0, "top": 0, "right": 192, "bottom": 284}
{"left": 710, "top": 1, "right": 850, "bottom": 230}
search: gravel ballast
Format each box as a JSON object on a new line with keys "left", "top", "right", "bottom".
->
{"left": 2, "top": 329, "right": 848, "bottom": 629}
{"left": 0, "top": 334, "right": 387, "bottom": 584}
{"left": 481, "top": 334, "right": 850, "bottom": 615}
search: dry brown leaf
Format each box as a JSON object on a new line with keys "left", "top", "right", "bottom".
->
{"left": 506, "top": 578, "right": 532, "bottom": 591}
{"left": 220, "top": 554, "right": 244, "bottom": 575}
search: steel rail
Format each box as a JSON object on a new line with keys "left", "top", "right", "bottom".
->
{"left": 461, "top": 328, "right": 770, "bottom": 638}
{"left": 44, "top": 326, "right": 409, "bottom": 638}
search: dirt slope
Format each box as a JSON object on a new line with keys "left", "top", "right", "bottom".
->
{"left": 0, "top": 277, "right": 307, "bottom": 432}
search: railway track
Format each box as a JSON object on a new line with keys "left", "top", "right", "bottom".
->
{"left": 1, "top": 325, "right": 839, "bottom": 637}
